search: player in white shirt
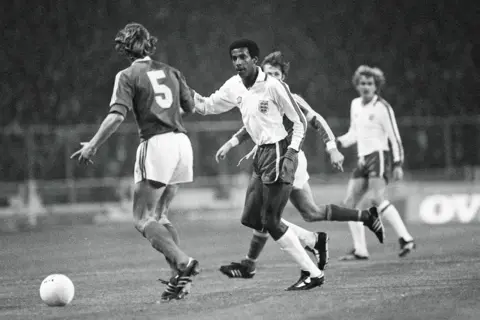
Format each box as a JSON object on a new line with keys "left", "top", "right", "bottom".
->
{"left": 337, "top": 65, "right": 416, "bottom": 260}
{"left": 193, "top": 39, "right": 329, "bottom": 290}
{"left": 214, "top": 52, "right": 385, "bottom": 284}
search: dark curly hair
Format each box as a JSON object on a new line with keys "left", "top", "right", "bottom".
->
{"left": 261, "top": 51, "right": 290, "bottom": 79}
{"left": 115, "top": 23, "right": 157, "bottom": 61}
{"left": 229, "top": 39, "right": 260, "bottom": 60}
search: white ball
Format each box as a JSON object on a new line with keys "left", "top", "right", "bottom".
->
{"left": 39, "top": 274, "right": 75, "bottom": 307}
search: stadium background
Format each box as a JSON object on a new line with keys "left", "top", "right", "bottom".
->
{"left": 1, "top": 0, "right": 479, "bottom": 228}
{"left": 1, "top": 1, "right": 480, "bottom": 319}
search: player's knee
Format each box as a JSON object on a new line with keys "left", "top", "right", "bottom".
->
{"left": 343, "top": 196, "right": 355, "bottom": 208}
{"left": 265, "top": 219, "right": 287, "bottom": 240}
{"left": 157, "top": 214, "right": 171, "bottom": 225}
{"left": 369, "top": 191, "right": 384, "bottom": 207}
{"left": 297, "top": 206, "right": 315, "bottom": 222}
{"left": 367, "top": 195, "right": 382, "bottom": 207}
{"left": 134, "top": 217, "right": 156, "bottom": 236}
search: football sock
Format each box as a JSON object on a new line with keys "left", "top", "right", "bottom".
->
{"left": 165, "top": 257, "right": 178, "bottom": 277}
{"left": 144, "top": 220, "right": 190, "bottom": 270}
{"left": 327, "top": 204, "right": 368, "bottom": 222}
{"left": 348, "top": 221, "right": 369, "bottom": 256}
{"left": 281, "top": 219, "right": 316, "bottom": 248}
{"left": 246, "top": 230, "right": 269, "bottom": 262}
{"left": 379, "top": 200, "right": 413, "bottom": 241}
{"left": 276, "top": 227, "right": 323, "bottom": 278}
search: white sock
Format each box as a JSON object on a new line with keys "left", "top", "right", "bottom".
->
{"left": 281, "top": 219, "right": 316, "bottom": 248}
{"left": 276, "top": 228, "right": 323, "bottom": 278}
{"left": 379, "top": 200, "right": 413, "bottom": 241}
{"left": 348, "top": 221, "right": 369, "bottom": 256}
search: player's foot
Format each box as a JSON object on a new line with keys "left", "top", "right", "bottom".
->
{"left": 338, "top": 249, "right": 369, "bottom": 261}
{"left": 285, "top": 270, "right": 325, "bottom": 291}
{"left": 219, "top": 259, "right": 256, "bottom": 279}
{"left": 174, "top": 258, "right": 200, "bottom": 300}
{"left": 160, "top": 275, "right": 179, "bottom": 302}
{"left": 399, "top": 238, "right": 416, "bottom": 257}
{"left": 363, "top": 207, "right": 385, "bottom": 243}
{"left": 305, "top": 232, "right": 329, "bottom": 270}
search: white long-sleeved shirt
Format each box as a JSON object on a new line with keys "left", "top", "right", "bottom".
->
{"left": 337, "top": 95, "right": 404, "bottom": 164}
{"left": 230, "top": 93, "right": 337, "bottom": 151}
{"left": 194, "top": 67, "right": 307, "bottom": 151}
{"left": 292, "top": 94, "right": 336, "bottom": 151}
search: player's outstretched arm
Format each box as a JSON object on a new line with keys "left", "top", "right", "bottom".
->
{"left": 71, "top": 70, "right": 132, "bottom": 165}
{"left": 192, "top": 81, "right": 237, "bottom": 115}
{"left": 293, "top": 94, "right": 337, "bottom": 151}
{"left": 70, "top": 112, "right": 125, "bottom": 165}
{"left": 336, "top": 103, "right": 357, "bottom": 148}
{"left": 177, "top": 71, "right": 195, "bottom": 114}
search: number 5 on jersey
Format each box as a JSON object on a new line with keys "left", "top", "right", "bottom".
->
{"left": 147, "top": 70, "right": 173, "bottom": 109}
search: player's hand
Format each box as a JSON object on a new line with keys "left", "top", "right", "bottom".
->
{"left": 215, "top": 142, "right": 234, "bottom": 163}
{"left": 70, "top": 142, "right": 96, "bottom": 165}
{"left": 392, "top": 166, "right": 404, "bottom": 181}
{"left": 328, "top": 148, "right": 344, "bottom": 172}
{"left": 281, "top": 148, "right": 298, "bottom": 177}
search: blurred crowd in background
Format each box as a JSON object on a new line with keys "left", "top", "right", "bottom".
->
{"left": 1, "top": 0, "right": 479, "bottom": 184}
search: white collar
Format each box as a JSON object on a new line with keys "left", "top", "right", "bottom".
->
{"left": 236, "top": 66, "right": 268, "bottom": 85}
{"left": 132, "top": 56, "right": 151, "bottom": 65}
{"left": 361, "top": 94, "right": 378, "bottom": 106}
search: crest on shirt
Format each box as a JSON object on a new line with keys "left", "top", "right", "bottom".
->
{"left": 237, "top": 96, "right": 242, "bottom": 104}
{"left": 369, "top": 114, "right": 375, "bottom": 120}
{"left": 258, "top": 100, "right": 269, "bottom": 114}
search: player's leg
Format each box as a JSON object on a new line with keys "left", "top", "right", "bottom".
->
{"left": 220, "top": 174, "right": 266, "bottom": 279}
{"left": 289, "top": 182, "right": 382, "bottom": 231}
{"left": 290, "top": 152, "right": 374, "bottom": 224}
{"left": 133, "top": 181, "right": 190, "bottom": 268}
{"left": 280, "top": 218, "right": 329, "bottom": 271}
{"left": 155, "top": 184, "right": 180, "bottom": 244}
{"left": 340, "top": 176, "right": 371, "bottom": 260}
{"left": 135, "top": 133, "right": 198, "bottom": 300}
{"left": 154, "top": 184, "right": 180, "bottom": 278}
{"left": 164, "top": 132, "right": 200, "bottom": 298}
{"left": 258, "top": 143, "right": 324, "bottom": 290}
{"left": 369, "top": 178, "right": 415, "bottom": 257}
{"left": 261, "top": 181, "right": 324, "bottom": 290}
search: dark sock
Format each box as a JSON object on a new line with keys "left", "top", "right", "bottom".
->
{"left": 327, "top": 204, "right": 368, "bottom": 222}
{"left": 144, "top": 221, "right": 189, "bottom": 269}
{"left": 246, "top": 232, "right": 268, "bottom": 261}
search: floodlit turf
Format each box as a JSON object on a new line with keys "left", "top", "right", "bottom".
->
{"left": 1, "top": 214, "right": 479, "bottom": 320}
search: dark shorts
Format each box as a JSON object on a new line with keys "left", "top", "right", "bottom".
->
{"left": 241, "top": 138, "right": 296, "bottom": 230}
{"left": 352, "top": 151, "right": 391, "bottom": 183}
{"left": 253, "top": 138, "right": 297, "bottom": 185}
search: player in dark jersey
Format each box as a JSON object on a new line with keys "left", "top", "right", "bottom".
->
{"left": 71, "top": 23, "right": 199, "bottom": 301}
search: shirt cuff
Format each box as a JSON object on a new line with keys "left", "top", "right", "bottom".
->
{"left": 326, "top": 140, "right": 337, "bottom": 151}
{"left": 288, "top": 144, "right": 299, "bottom": 152}
{"left": 109, "top": 104, "right": 128, "bottom": 117}
{"left": 229, "top": 137, "right": 239, "bottom": 147}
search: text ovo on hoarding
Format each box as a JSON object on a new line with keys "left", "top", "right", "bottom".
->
{"left": 419, "top": 194, "right": 480, "bottom": 224}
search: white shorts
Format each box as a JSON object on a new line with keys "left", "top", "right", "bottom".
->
{"left": 293, "top": 150, "right": 310, "bottom": 189}
{"left": 134, "top": 132, "right": 193, "bottom": 185}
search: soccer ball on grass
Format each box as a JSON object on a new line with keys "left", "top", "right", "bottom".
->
{"left": 39, "top": 274, "right": 75, "bottom": 307}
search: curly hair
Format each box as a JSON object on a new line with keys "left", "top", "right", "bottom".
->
{"left": 352, "top": 65, "right": 386, "bottom": 92}
{"left": 261, "top": 51, "right": 290, "bottom": 79}
{"left": 115, "top": 23, "right": 157, "bottom": 61}
{"left": 229, "top": 39, "right": 260, "bottom": 60}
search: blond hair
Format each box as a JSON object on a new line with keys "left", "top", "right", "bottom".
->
{"left": 352, "top": 65, "right": 386, "bottom": 92}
